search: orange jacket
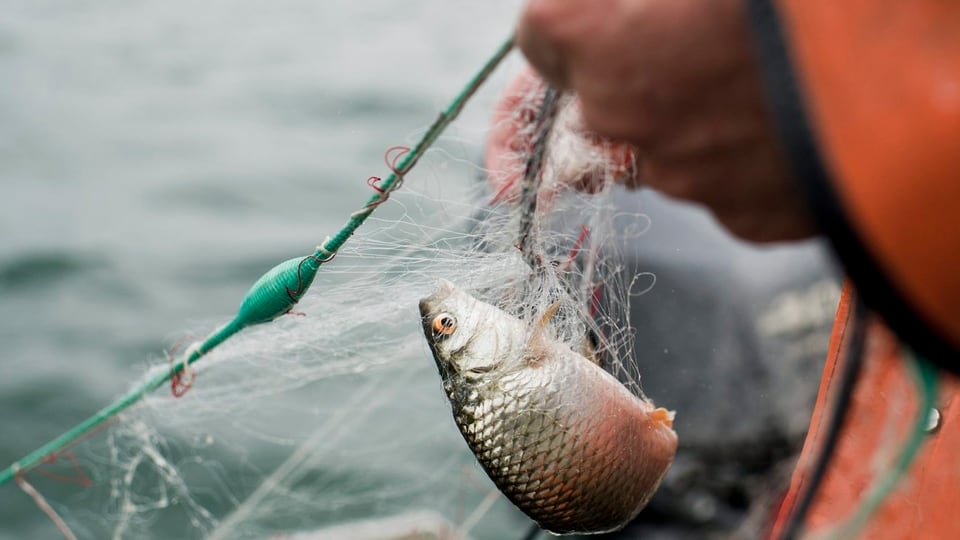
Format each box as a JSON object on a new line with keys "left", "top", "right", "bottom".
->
{"left": 748, "top": 0, "right": 960, "bottom": 365}
{"left": 769, "top": 286, "right": 960, "bottom": 538}
{"left": 749, "top": 1, "right": 960, "bottom": 537}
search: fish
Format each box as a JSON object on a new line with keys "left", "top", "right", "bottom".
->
{"left": 419, "top": 280, "right": 678, "bottom": 535}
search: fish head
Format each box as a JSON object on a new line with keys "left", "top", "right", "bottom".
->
{"left": 419, "top": 279, "right": 523, "bottom": 379}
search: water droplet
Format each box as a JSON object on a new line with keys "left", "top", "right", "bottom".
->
{"left": 926, "top": 408, "right": 941, "bottom": 434}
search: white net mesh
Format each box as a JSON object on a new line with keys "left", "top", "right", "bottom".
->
{"left": 55, "top": 187, "right": 645, "bottom": 540}
{"left": 8, "top": 62, "right": 654, "bottom": 540}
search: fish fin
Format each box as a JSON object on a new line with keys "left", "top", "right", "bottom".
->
{"left": 650, "top": 407, "right": 675, "bottom": 429}
{"left": 532, "top": 302, "right": 561, "bottom": 339}
{"left": 580, "top": 332, "right": 601, "bottom": 366}
{"left": 525, "top": 302, "right": 562, "bottom": 360}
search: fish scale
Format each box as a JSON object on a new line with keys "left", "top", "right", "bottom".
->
{"left": 420, "top": 280, "right": 678, "bottom": 535}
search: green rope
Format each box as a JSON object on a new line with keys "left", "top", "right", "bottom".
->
{"left": 0, "top": 36, "right": 515, "bottom": 488}
{"left": 825, "top": 352, "right": 938, "bottom": 540}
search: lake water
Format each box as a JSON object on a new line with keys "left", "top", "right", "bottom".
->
{"left": 0, "top": 1, "right": 529, "bottom": 538}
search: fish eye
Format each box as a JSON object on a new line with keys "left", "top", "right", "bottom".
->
{"left": 431, "top": 313, "right": 456, "bottom": 339}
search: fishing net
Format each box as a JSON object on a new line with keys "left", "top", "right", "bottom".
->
{"left": 24, "top": 113, "right": 640, "bottom": 540}
{"left": 2, "top": 24, "right": 660, "bottom": 540}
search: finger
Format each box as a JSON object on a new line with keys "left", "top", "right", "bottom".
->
{"left": 640, "top": 150, "right": 817, "bottom": 243}
{"left": 515, "top": 0, "right": 573, "bottom": 88}
{"left": 710, "top": 205, "right": 817, "bottom": 243}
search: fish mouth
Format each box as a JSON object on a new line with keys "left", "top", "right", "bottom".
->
{"left": 418, "top": 297, "right": 439, "bottom": 339}
{"left": 418, "top": 297, "right": 436, "bottom": 319}
{"left": 419, "top": 304, "right": 455, "bottom": 380}
{"left": 419, "top": 280, "right": 459, "bottom": 379}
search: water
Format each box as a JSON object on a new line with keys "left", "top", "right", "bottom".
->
{"left": 0, "top": 1, "right": 524, "bottom": 538}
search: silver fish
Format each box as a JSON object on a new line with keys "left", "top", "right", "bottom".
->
{"left": 419, "top": 280, "right": 678, "bottom": 535}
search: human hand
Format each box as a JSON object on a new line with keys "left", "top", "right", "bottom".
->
{"left": 516, "top": 0, "right": 817, "bottom": 242}
{"left": 485, "top": 64, "right": 638, "bottom": 205}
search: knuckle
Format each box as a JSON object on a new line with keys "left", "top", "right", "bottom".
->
{"left": 517, "top": 1, "right": 573, "bottom": 88}
{"left": 521, "top": 0, "right": 558, "bottom": 32}
{"left": 641, "top": 160, "right": 700, "bottom": 200}
{"left": 518, "top": 0, "right": 568, "bottom": 53}
{"left": 713, "top": 212, "right": 768, "bottom": 243}
{"left": 579, "top": 100, "right": 658, "bottom": 146}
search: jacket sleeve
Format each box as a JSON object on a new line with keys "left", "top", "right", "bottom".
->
{"left": 746, "top": 0, "right": 960, "bottom": 370}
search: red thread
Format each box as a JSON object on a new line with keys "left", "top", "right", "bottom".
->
{"left": 171, "top": 369, "right": 194, "bottom": 398}
{"left": 317, "top": 250, "right": 336, "bottom": 263}
{"left": 17, "top": 416, "right": 116, "bottom": 495}
{"left": 384, "top": 145, "right": 410, "bottom": 194}
{"left": 385, "top": 145, "right": 411, "bottom": 175}
{"left": 556, "top": 225, "right": 591, "bottom": 271}
{"left": 285, "top": 256, "right": 317, "bottom": 301}
{"left": 283, "top": 252, "right": 334, "bottom": 302}
{"left": 366, "top": 176, "right": 385, "bottom": 194}
{"left": 590, "top": 284, "right": 604, "bottom": 319}
{"left": 489, "top": 177, "right": 518, "bottom": 205}
{"left": 167, "top": 340, "right": 196, "bottom": 398}
{"left": 568, "top": 225, "right": 590, "bottom": 261}
{"left": 356, "top": 146, "right": 412, "bottom": 215}
{"left": 35, "top": 451, "right": 92, "bottom": 488}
